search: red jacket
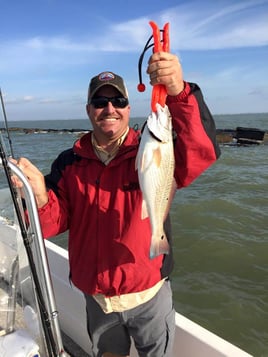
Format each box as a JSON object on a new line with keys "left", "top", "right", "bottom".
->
{"left": 39, "top": 82, "right": 220, "bottom": 296}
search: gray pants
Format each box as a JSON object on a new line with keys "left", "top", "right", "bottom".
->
{"left": 85, "top": 280, "right": 175, "bottom": 357}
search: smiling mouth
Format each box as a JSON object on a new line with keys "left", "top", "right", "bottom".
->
{"left": 100, "top": 117, "right": 118, "bottom": 122}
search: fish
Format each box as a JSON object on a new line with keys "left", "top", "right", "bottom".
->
{"left": 136, "top": 103, "right": 176, "bottom": 259}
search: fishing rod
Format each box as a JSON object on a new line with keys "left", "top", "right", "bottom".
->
{"left": 0, "top": 91, "right": 68, "bottom": 356}
{"left": 0, "top": 88, "right": 14, "bottom": 157}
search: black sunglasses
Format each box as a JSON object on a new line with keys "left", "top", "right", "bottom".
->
{"left": 90, "top": 96, "right": 129, "bottom": 109}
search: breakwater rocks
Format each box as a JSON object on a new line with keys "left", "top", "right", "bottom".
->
{"left": 216, "top": 127, "right": 268, "bottom": 145}
{"left": 0, "top": 127, "right": 88, "bottom": 135}
{"left": 1, "top": 126, "right": 268, "bottom": 145}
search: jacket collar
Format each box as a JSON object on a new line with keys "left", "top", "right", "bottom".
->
{"left": 73, "top": 128, "right": 140, "bottom": 160}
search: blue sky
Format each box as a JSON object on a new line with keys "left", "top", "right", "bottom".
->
{"left": 0, "top": 0, "right": 268, "bottom": 121}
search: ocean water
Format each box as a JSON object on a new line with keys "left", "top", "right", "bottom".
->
{"left": 1, "top": 113, "right": 268, "bottom": 356}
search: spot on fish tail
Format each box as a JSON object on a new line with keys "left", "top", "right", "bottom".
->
{"left": 150, "top": 233, "right": 170, "bottom": 259}
{"left": 153, "top": 147, "right": 162, "bottom": 167}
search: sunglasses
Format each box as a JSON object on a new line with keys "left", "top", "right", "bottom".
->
{"left": 90, "top": 96, "right": 129, "bottom": 109}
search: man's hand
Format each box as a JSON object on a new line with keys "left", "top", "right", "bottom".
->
{"left": 11, "top": 157, "right": 48, "bottom": 208}
{"left": 147, "top": 52, "right": 184, "bottom": 96}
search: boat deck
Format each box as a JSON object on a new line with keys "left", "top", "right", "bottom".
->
{"left": 0, "top": 282, "right": 90, "bottom": 357}
{"left": 0, "top": 211, "right": 254, "bottom": 357}
{"left": 62, "top": 331, "right": 90, "bottom": 356}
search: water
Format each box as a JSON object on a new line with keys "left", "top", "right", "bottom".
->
{"left": 1, "top": 113, "right": 268, "bottom": 356}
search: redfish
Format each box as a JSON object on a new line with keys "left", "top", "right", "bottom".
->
{"left": 136, "top": 103, "right": 176, "bottom": 259}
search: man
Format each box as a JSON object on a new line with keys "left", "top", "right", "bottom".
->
{"left": 15, "top": 51, "right": 220, "bottom": 357}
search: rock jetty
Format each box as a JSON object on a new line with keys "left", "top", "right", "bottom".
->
{"left": 1, "top": 126, "right": 268, "bottom": 145}
{"left": 0, "top": 127, "right": 88, "bottom": 134}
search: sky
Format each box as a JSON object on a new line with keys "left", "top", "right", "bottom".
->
{"left": 0, "top": 0, "right": 268, "bottom": 121}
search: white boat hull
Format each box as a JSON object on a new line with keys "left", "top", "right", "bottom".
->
{"left": 45, "top": 240, "right": 253, "bottom": 357}
{"left": 0, "top": 199, "right": 253, "bottom": 357}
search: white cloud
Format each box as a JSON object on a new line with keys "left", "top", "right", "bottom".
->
{"left": 1, "top": 0, "right": 268, "bottom": 117}
{"left": 0, "top": 0, "right": 267, "bottom": 65}
{"left": 23, "top": 96, "right": 34, "bottom": 102}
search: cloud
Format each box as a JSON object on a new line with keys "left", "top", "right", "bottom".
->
{"left": 248, "top": 87, "right": 268, "bottom": 98}
{"left": 3, "top": 96, "right": 35, "bottom": 104}
{"left": 162, "top": 1, "right": 268, "bottom": 49}
{"left": 0, "top": 0, "right": 267, "bottom": 67}
{"left": 23, "top": 96, "right": 34, "bottom": 102}
{"left": 1, "top": 0, "right": 267, "bottom": 117}
{"left": 39, "top": 98, "right": 65, "bottom": 104}
{"left": 25, "top": 36, "right": 95, "bottom": 52}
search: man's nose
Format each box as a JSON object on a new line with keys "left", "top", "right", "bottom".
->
{"left": 104, "top": 101, "right": 116, "bottom": 112}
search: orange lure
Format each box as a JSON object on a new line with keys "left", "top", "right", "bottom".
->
{"left": 149, "top": 21, "right": 170, "bottom": 112}
{"left": 137, "top": 21, "right": 170, "bottom": 113}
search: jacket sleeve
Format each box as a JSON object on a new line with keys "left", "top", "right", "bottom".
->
{"left": 166, "top": 81, "right": 221, "bottom": 188}
{"left": 37, "top": 151, "right": 71, "bottom": 238}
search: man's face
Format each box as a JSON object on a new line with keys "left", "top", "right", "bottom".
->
{"left": 86, "top": 85, "right": 130, "bottom": 145}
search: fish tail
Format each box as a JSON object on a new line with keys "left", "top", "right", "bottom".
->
{"left": 150, "top": 233, "right": 170, "bottom": 259}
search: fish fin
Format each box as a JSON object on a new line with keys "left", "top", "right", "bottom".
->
{"left": 150, "top": 233, "right": 170, "bottom": 259}
{"left": 141, "top": 199, "right": 149, "bottom": 219}
{"left": 137, "top": 142, "right": 155, "bottom": 173}
{"left": 135, "top": 150, "right": 146, "bottom": 173}
{"left": 153, "top": 147, "right": 162, "bottom": 167}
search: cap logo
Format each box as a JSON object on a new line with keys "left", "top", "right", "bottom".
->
{"left": 98, "top": 72, "right": 115, "bottom": 82}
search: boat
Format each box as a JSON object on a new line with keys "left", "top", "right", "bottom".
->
{"left": 0, "top": 164, "right": 253, "bottom": 356}
{"left": 0, "top": 103, "right": 254, "bottom": 355}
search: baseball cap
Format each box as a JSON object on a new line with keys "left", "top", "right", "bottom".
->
{"left": 88, "top": 71, "right": 128, "bottom": 103}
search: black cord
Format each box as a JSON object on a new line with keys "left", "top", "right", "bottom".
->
{"left": 137, "top": 30, "right": 165, "bottom": 92}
